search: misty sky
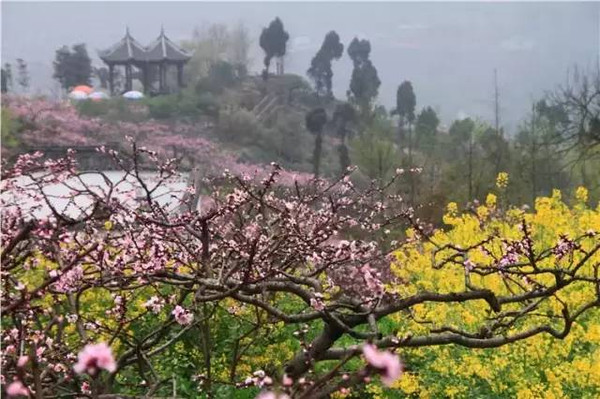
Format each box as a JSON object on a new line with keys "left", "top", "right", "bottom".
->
{"left": 2, "top": 1, "right": 599, "bottom": 132}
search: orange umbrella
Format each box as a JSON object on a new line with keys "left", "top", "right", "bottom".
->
{"left": 71, "top": 85, "right": 93, "bottom": 94}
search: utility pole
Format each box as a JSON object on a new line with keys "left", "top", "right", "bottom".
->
{"left": 493, "top": 68, "right": 503, "bottom": 174}
{"left": 468, "top": 128, "right": 473, "bottom": 200}
{"left": 530, "top": 102, "right": 537, "bottom": 204}
{"left": 494, "top": 68, "right": 500, "bottom": 138}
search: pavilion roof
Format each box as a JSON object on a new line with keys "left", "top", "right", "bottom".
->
{"left": 99, "top": 28, "right": 147, "bottom": 63}
{"left": 145, "top": 28, "right": 192, "bottom": 63}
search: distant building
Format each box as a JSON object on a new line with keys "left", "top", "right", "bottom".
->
{"left": 99, "top": 27, "right": 191, "bottom": 96}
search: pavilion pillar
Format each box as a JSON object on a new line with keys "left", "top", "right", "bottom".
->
{"left": 158, "top": 63, "right": 165, "bottom": 93}
{"left": 124, "top": 65, "right": 128, "bottom": 93}
{"left": 108, "top": 64, "right": 114, "bottom": 96}
{"left": 162, "top": 63, "right": 166, "bottom": 93}
{"left": 177, "top": 63, "right": 184, "bottom": 89}
{"left": 142, "top": 64, "right": 149, "bottom": 94}
{"left": 163, "top": 63, "right": 168, "bottom": 92}
{"left": 125, "top": 64, "right": 132, "bottom": 92}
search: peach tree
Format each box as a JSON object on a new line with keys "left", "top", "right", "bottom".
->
{"left": 1, "top": 145, "right": 599, "bottom": 398}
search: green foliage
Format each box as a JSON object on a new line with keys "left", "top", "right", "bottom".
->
{"left": 259, "top": 17, "right": 290, "bottom": 76}
{"left": 347, "top": 38, "right": 380, "bottom": 117}
{"left": 1, "top": 107, "right": 21, "bottom": 148}
{"left": 260, "top": 74, "right": 313, "bottom": 100}
{"left": 2, "top": 63, "right": 13, "bottom": 93}
{"left": 182, "top": 22, "right": 251, "bottom": 85}
{"left": 414, "top": 106, "right": 440, "bottom": 152}
{"left": 332, "top": 103, "right": 357, "bottom": 175}
{"left": 75, "top": 90, "right": 219, "bottom": 122}
{"left": 348, "top": 62, "right": 380, "bottom": 112}
{"left": 217, "top": 106, "right": 260, "bottom": 142}
{"left": 259, "top": 111, "right": 312, "bottom": 168}
{"left": 16, "top": 58, "right": 29, "bottom": 92}
{"left": 196, "top": 92, "right": 220, "bottom": 118}
{"left": 351, "top": 115, "right": 400, "bottom": 181}
{"left": 393, "top": 81, "right": 416, "bottom": 125}
{"left": 347, "top": 38, "right": 371, "bottom": 65}
{"left": 305, "top": 108, "right": 328, "bottom": 177}
{"left": 36, "top": 52, "right": 600, "bottom": 215}
{"left": 210, "top": 61, "right": 238, "bottom": 89}
{"left": 513, "top": 104, "right": 569, "bottom": 203}
{"left": 146, "top": 90, "right": 219, "bottom": 120}
{"left": 196, "top": 61, "right": 239, "bottom": 95}
{"left": 53, "top": 43, "right": 92, "bottom": 90}
{"left": 1, "top": 68, "right": 7, "bottom": 93}
{"left": 226, "top": 107, "right": 315, "bottom": 172}
{"left": 73, "top": 97, "right": 147, "bottom": 122}
{"left": 449, "top": 117, "right": 475, "bottom": 146}
{"left": 307, "top": 31, "right": 344, "bottom": 97}
{"left": 76, "top": 99, "right": 111, "bottom": 117}
{"left": 305, "top": 108, "right": 327, "bottom": 134}
{"left": 146, "top": 95, "right": 179, "bottom": 119}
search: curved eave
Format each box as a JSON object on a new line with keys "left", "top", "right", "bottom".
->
{"left": 99, "top": 30, "right": 193, "bottom": 64}
{"left": 144, "top": 35, "right": 192, "bottom": 63}
{"left": 98, "top": 35, "right": 148, "bottom": 63}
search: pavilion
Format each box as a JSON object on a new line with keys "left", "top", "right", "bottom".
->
{"left": 99, "top": 27, "right": 192, "bottom": 95}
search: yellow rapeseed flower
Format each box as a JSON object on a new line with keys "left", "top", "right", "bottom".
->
{"left": 496, "top": 172, "right": 509, "bottom": 189}
{"left": 576, "top": 186, "right": 589, "bottom": 203}
{"left": 485, "top": 193, "right": 497, "bottom": 208}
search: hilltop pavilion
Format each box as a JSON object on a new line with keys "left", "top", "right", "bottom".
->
{"left": 99, "top": 28, "right": 192, "bottom": 95}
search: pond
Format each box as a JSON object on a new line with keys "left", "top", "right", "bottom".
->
{"left": 2, "top": 171, "right": 191, "bottom": 220}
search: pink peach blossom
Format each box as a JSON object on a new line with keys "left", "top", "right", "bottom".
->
{"left": 255, "top": 392, "right": 290, "bottom": 399}
{"left": 73, "top": 342, "right": 116, "bottom": 375}
{"left": 6, "top": 380, "right": 29, "bottom": 397}
{"left": 362, "top": 344, "right": 403, "bottom": 386}
{"left": 17, "top": 356, "right": 29, "bottom": 368}
{"left": 172, "top": 305, "right": 194, "bottom": 325}
{"left": 282, "top": 374, "right": 293, "bottom": 386}
{"left": 81, "top": 381, "right": 91, "bottom": 394}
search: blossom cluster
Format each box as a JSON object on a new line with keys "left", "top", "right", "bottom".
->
{"left": 2, "top": 143, "right": 598, "bottom": 398}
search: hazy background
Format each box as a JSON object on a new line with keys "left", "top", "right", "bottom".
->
{"left": 2, "top": 1, "right": 599, "bottom": 133}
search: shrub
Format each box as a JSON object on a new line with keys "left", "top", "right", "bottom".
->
{"left": 196, "top": 92, "right": 220, "bottom": 118}
{"left": 76, "top": 99, "right": 111, "bottom": 117}
{"left": 260, "top": 111, "right": 311, "bottom": 166}
{"left": 73, "top": 98, "right": 147, "bottom": 122}
{"left": 217, "top": 106, "right": 260, "bottom": 142}
{"left": 144, "top": 90, "right": 219, "bottom": 120}
{"left": 195, "top": 61, "right": 239, "bottom": 95}
{"left": 146, "top": 94, "right": 179, "bottom": 119}
{"left": 1, "top": 107, "right": 21, "bottom": 148}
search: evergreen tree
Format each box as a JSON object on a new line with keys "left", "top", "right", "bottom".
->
{"left": 259, "top": 17, "right": 289, "bottom": 79}
{"left": 2, "top": 63, "right": 13, "bottom": 92}
{"left": 333, "top": 103, "right": 356, "bottom": 174}
{"left": 305, "top": 108, "right": 328, "bottom": 178}
{"left": 351, "top": 115, "right": 399, "bottom": 182}
{"left": 1, "top": 68, "right": 7, "bottom": 93}
{"left": 16, "top": 58, "right": 30, "bottom": 92}
{"left": 415, "top": 106, "right": 440, "bottom": 152}
{"left": 53, "top": 43, "right": 92, "bottom": 91}
{"left": 307, "top": 31, "right": 344, "bottom": 98}
{"left": 448, "top": 117, "right": 476, "bottom": 199}
{"left": 393, "top": 81, "right": 416, "bottom": 137}
{"left": 346, "top": 38, "right": 380, "bottom": 117}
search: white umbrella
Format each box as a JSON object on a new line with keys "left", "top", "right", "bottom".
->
{"left": 68, "top": 90, "right": 89, "bottom": 100}
{"left": 89, "top": 91, "right": 109, "bottom": 100}
{"left": 123, "top": 91, "right": 144, "bottom": 100}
